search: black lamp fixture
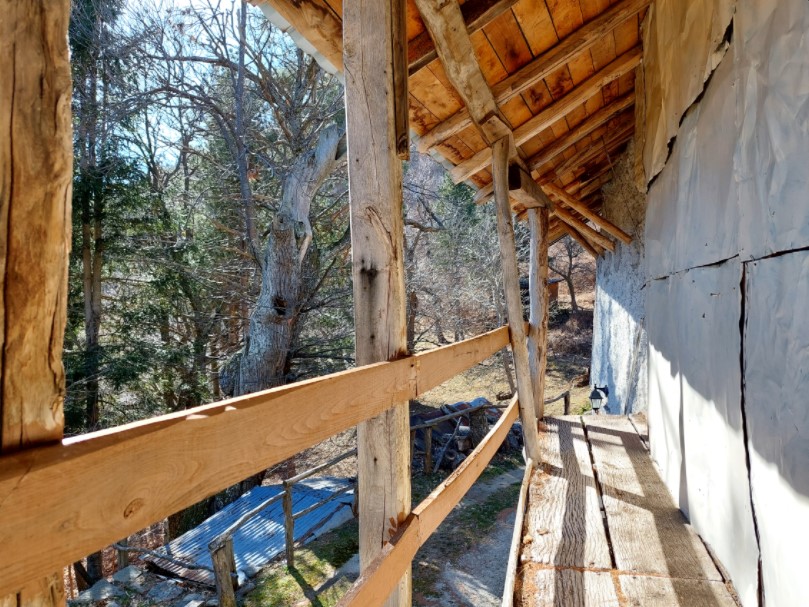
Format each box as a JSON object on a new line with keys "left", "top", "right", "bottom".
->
{"left": 589, "top": 385, "right": 609, "bottom": 414}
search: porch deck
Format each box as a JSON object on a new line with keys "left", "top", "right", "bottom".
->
{"left": 516, "top": 415, "right": 738, "bottom": 607}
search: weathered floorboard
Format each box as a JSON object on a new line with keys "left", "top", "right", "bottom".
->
{"left": 619, "top": 575, "right": 737, "bottom": 607}
{"left": 523, "top": 417, "right": 611, "bottom": 568}
{"left": 518, "top": 567, "right": 619, "bottom": 607}
{"left": 582, "top": 416, "right": 722, "bottom": 580}
{"left": 517, "top": 416, "right": 739, "bottom": 607}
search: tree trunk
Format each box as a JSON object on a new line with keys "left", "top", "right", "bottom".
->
{"left": 237, "top": 124, "right": 346, "bottom": 397}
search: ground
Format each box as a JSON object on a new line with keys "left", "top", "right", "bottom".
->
{"left": 244, "top": 456, "right": 526, "bottom": 607}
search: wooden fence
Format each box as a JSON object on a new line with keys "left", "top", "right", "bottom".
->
{"left": 0, "top": 326, "right": 517, "bottom": 601}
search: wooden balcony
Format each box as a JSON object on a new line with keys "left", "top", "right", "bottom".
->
{"left": 513, "top": 415, "right": 738, "bottom": 607}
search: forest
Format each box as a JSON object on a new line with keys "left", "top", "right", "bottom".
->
{"left": 65, "top": 0, "right": 593, "bottom": 591}
{"left": 66, "top": 0, "right": 590, "bottom": 435}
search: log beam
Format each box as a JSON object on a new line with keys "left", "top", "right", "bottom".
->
{"left": 544, "top": 183, "right": 632, "bottom": 244}
{"left": 255, "top": 0, "right": 344, "bottom": 71}
{"left": 450, "top": 47, "right": 642, "bottom": 183}
{"left": 408, "top": 0, "right": 520, "bottom": 75}
{"left": 0, "top": 0, "right": 73, "bottom": 604}
{"left": 555, "top": 206, "right": 614, "bottom": 252}
{"left": 527, "top": 208, "right": 550, "bottom": 419}
{"left": 418, "top": 0, "right": 649, "bottom": 153}
{"left": 566, "top": 225, "right": 604, "bottom": 257}
{"left": 508, "top": 164, "right": 554, "bottom": 210}
{"left": 491, "top": 137, "right": 541, "bottom": 461}
{"left": 344, "top": 0, "right": 411, "bottom": 602}
{"left": 413, "top": 0, "right": 510, "bottom": 146}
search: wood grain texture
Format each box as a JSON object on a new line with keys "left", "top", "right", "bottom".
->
{"left": 413, "top": 0, "right": 510, "bottom": 146}
{"left": 619, "top": 575, "right": 737, "bottom": 607}
{"left": 257, "top": 0, "right": 344, "bottom": 71}
{"left": 0, "top": 326, "right": 507, "bottom": 598}
{"left": 502, "top": 458, "right": 534, "bottom": 607}
{"left": 492, "top": 137, "right": 541, "bottom": 462}
{"left": 0, "top": 1, "right": 72, "bottom": 603}
{"left": 518, "top": 567, "right": 619, "bottom": 607}
{"left": 524, "top": 417, "right": 612, "bottom": 568}
{"left": 527, "top": 208, "right": 550, "bottom": 419}
{"left": 338, "top": 398, "right": 520, "bottom": 607}
{"left": 344, "top": 0, "right": 411, "bottom": 601}
{"left": 417, "top": 0, "right": 649, "bottom": 153}
{"left": 408, "top": 0, "right": 521, "bottom": 75}
{"left": 583, "top": 416, "right": 723, "bottom": 580}
{"left": 450, "top": 48, "right": 642, "bottom": 183}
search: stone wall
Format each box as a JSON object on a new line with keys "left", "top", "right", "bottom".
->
{"left": 590, "top": 143, "right": 647, "bottom": 415}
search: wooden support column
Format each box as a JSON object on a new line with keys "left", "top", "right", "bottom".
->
{"left": 343, "top": 0, "right": 411, "bottom": 604}
{"left": 527, "top": 208, "right": 550, "bottom": 420}
{"left": 0, "top": 1, "right": 72, "bottom": 605}
{"left": 491, "top": 137, "right": 541, "bottom": 462}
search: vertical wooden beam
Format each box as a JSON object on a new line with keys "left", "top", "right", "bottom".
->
{"left": 0, "top": 1, "right": 72, "bottom": 605}
{"left": 491, "top": 137, "right": 541, "bottom": 462}
{"left": 344, "top": 0, "right": 411, "bottom": 603}
{"left": 527, "top": 208, "right": 550, "bottom": 420}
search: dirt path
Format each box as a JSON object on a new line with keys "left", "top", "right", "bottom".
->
{"left": 413, "top": 466, "right": 525, "bottom": 606}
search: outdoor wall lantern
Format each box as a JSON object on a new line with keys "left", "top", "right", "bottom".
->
{"left": 589, "top": 385, "right": 609, "bottom": 414}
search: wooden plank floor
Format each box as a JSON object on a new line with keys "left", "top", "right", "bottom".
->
{"left": 516, "top": 415, "right": 738, "bottom": 607}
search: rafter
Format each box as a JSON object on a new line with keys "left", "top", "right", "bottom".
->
{"left": 417, "top": 0, "right": 649, "bottom": 153}
{"left": 545, "top": 183, "right": 632, "bottom": 244}
{"left": 450, "top": 47, "right": 642, "bottom": 183}
{"left": 408, "top": 0, "right": 520, "bottom": 74}
{"left": 551, "top": 122, "right": 634, "bottom": 179}
{"left": 413, "top": 0, "right": 511, "bottom": 145}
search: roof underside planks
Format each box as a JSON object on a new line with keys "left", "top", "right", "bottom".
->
{"left": 252, "top": 0, "right": 648, "bottom": 247}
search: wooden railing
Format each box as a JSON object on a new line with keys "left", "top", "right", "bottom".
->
{"left": 0, "top": 326, "right": 513, "bottom": 598}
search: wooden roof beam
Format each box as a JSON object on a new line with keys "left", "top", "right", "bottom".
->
{"left": 508, "top": 164, "right": 554, "bottom": 210}
{"left": 417, "top": 0, "right": 649, "bottom": 153}
{"left": 413, "top": 0, "right": 511, "bottom": 146}
{"left": 565, "top": 225, "right": 604, "bottom": 257}
{"left": 526, "top": 93, "right": 635, "bottom": 174}
{"left": 450, "top": 47, "right": 642, "bottom": 183}
{"left": 551, "top": 123, "right": 634, "bottom": 179}
{"left": 254, "top": 0, "right": 344, "bottom": 71}
{"left": 408, "top": 0, "right": 520, "bottom": 75}
{"left": 474, "top": 98, "right": 635, "bottom": 204}
{"left": 545, "top": 183, "right": 632, "bottom": 244}
{"left": 506, "top": 163, "right": 613, "bottom": 252}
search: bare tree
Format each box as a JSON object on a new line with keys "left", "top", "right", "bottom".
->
{"left": 548, "top": 235, "right": 586, "bottom": 312}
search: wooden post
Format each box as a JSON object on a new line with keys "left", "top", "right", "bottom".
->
{"left": 527, "top": 207, "right": 550, "bottom": 420}
{"left": 283, "top": 484, "right": 295, "bottom": 568}
{"left": 344, "top": 0, "right": 411, "bottom": 602}
{"left": 424, "top": 427, "right": 433, "bottom": 474}
{"left": 564, "top": 391, "right": 571, "bottom": 415}
{"left": 0, "top": 1, "right": 72, "bottom": 605}
{"left": 116, "top": 539, "right": 129, "bottom": 570}
{"left": 209, "top": 538, "right": 237, "bottom": 607}
{"left": 491, "top": 137, "right": 541, "bottom": 462}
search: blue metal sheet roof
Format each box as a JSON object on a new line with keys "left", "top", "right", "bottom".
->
{"left": 145, "top": 477, "right": 354, "bottom": 585}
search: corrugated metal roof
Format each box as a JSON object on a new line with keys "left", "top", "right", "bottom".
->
{"left": 145, "top": 477, "right": 354, "bottom": 585}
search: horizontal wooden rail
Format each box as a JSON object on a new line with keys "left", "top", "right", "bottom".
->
{"left": 0, "top": 326, "right": 509, "bottom": 597}
{"left": 337, "top": 396, "right": 520, "bottom": 606}
{"left": 502, "top": 458, "right": 533, "bottom": 607}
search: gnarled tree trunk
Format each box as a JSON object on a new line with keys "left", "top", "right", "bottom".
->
{"left": 237, "top": 124, "right": 346, "bottom": 397}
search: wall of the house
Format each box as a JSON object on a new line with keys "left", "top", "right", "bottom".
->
{"left": 639, "top": 1, "right": 809, "bottom": 606}
{"left": 591, "top": 144, "right": 647, "bottom": 415}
